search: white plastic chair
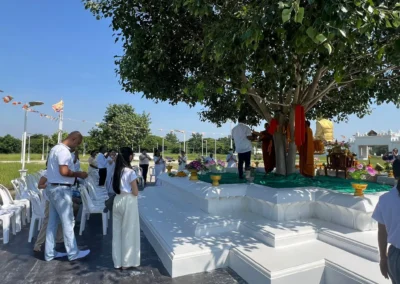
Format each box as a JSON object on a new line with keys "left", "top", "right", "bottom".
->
{"left": 78, "top": 186, "right": 108, "bottom": 236}
{"left": 149, "top": 166, "right": 156, "bottom": 182}
{"left": 0, "top": 210, "right": 16, "bottom": 244}
{"left": 0, "top": 187, "right": 25, "bottom": 232}
{"left": 27, "top": 190, "right": 45, "bottom": 243}
{"left": 0, "top": 184, "right": 30, "bottom": 223}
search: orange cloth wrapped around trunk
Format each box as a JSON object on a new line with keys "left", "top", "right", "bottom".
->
{"left": 295, "top": 105, "right": 305, "bottom": 147}
{"left": 299, "top": 126, "right": 315, "bottom": 177}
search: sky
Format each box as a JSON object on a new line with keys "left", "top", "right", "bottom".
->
{"left": 0, "top": 0, "right": 399, "bottom": 142}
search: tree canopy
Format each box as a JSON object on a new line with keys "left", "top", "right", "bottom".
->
{"left": 84, "top": 0, "right": 400, "bottom": 174}
{"left": 84, "top": 0, "right": 400, "bottom": 125}
{"left": 88, "top": 104, "right": 151, "bottom": 149}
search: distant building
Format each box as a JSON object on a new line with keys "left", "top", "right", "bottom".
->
{"left": 349, "top": 130, "right": 400, "bottom": 160}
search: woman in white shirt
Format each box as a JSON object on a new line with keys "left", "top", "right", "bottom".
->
{"left": 112, "top": 147, "right": 140, "bottom": 270}
{"left": 154, "top": 149, "right": 165, "bottom": 183}
{"left": 178, "top": 151, "right": 188, "bottom": 171}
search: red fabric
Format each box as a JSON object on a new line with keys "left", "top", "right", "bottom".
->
{"left": 295, "top": 105, "right": 306, "bottom": 147}
{"left": 268, "top": 119, "right": 278, "bottom": 135}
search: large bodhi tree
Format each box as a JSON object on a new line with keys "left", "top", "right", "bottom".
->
{"left": 83, "top": 0, "right": 400, "bottom": 175}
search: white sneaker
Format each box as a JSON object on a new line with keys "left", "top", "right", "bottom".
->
{"left": 70, "top": 249, "right": 90, "bottom": 261}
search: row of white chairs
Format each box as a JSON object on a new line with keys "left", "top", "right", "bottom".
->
{"left": 1, "top": 164, "right": 149, "bottom": 244}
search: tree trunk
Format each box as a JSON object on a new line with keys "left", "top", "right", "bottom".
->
{"left": 273, "top": 108, "right": 296, "bottom": 176}
{"left": 274, "top": 131, "right": 287, "bottom": 175}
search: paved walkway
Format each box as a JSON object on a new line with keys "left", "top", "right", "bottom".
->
{"left": 0, "top": 207, "right": 246, "bottom": 284}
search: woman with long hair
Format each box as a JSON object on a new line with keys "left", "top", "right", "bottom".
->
{"left": 112, "top": 147, "right": 140, "bottom": 270}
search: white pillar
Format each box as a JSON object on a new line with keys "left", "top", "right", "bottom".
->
{"left": 183, "top": 132, "right": 186, "bottom": 153}
{"left": 162, "top": 137, "right": 165, "bottom": 154}
{"left": 27, "top": 135, "right": 31, "bottom": 163}
{"left": 41, "top": 136, "right": 45, "bottom": 160}
{"left": 20, "top": 107, "right": 28, "bottom": 178}
{"left": 205, "top": 140, "right": 208, "bottom": 156}
{"left": 57, "top": 111, "right": 63, "bottom": 143}
{"left": 214, "top": 137, "right": 217, "bottom": 158}
{"left": 20, "top": 134, "right": 23, "bottom": 164}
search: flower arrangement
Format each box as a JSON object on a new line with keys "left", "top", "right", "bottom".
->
{"left": 186, "top": 159, "right": 207, "bottom": 172}
{"left": 325, "top": 140, "right": 350, "bottom": 150}
{"left": 348, "top": 163, "right": 377, "bottom": 180}
{"left": 205, "top": 159, "right": 226, "bottom": 173}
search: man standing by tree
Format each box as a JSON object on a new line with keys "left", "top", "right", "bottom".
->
{"left": 232, "top": 115, "right": 254, "bottom": 179}
{"left": 45, "top": 131, "right": 90, "bottom": 261}
{"left": 299, "top": 121, "right": 314, "bottom": 178}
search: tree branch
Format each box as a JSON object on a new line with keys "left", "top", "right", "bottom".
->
{"left": 301, "top": 66, "right": 328, "bottom": 104}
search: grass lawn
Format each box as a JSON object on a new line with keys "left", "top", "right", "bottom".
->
{"left": 0, "top": 153, "right": 43, "bottom": 161}
{"left": 0, "top": 162, "right": 45, "bottom": 189}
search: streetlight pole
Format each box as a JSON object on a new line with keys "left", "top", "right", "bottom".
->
{"left": 20, "top": 101, "right": 44, "bottom": 178}
{"left": 213, "top": 133, "right": 217, "bottom": 158}
{"left": 205, "top": 140, "right": 208, "bottom": 156}
{"left": 201, "top": 133, "right": 204, "bottom": 156}
{"left": 41, "top": 136, "right": 45, "bottom": 160}
{"left": 46, "top": 136, "right": 49, "bottom": 160}
{"left": 20, "top": 134, "right": 23, "bottom": 164}
{"left": 230, "top": 121, "right": 233, "bottom": 149}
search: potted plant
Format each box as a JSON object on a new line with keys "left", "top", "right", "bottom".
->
{"left": 185, "top": 160, "right": 206, "bottom": 181}
{"left": 347, "top": 164, "right": 377, "bottom": 197}
{"left": 205, "top": 160, "right": 226, "bottom": 186}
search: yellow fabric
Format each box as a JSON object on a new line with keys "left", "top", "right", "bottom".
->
{"left": 112, "top": 193, "right": 140, "bottom": 268}
{"left": 300, "top": 127, "right": 315, "bottom": 177}
{"left": 314, "top": 119, "right": 334, "bottom": 142}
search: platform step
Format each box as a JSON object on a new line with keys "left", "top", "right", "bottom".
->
{"left": 229, "top": 240, "right": 388, "bottom": 284}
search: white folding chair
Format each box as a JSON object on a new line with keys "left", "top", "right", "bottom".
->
{"left": 27, "top": 190, "right": 45, "bottom": 242}
{"left": 0, "top": 184, "right": 30, "bottom": 223}
{"left": 133, "top": 166, "right": 144, "bottom": 187}
{"left": 149, "top": 166, "right": 156, "bottom": 182}
{"left": 78, "top": 186, "right": 108, "bottom": 236}
{"left": 0, "top": 210, "right": 16, "bottom": 244}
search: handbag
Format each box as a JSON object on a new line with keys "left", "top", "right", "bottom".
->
{"left": 104, "top": 193, "right": 116, "bottom": 212}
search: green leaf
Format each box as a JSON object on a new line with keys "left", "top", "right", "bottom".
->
{"left": 295, "top": 7, "right": 304, "bottom": 23}
{"left": 393, "top": 19, "right": 400, "bottom": 28}
{"left": 367, "top": 6, "right": 374, "bottom": 13}
{"left": 282, "top": 9, "right": 292, "bottom": 23}
{"left": 356, "top": 18, "right": 363, "bottom": 29}
{"left": 278, "top": 1, "right": 286, "bottom": 9}
{"left": 395, "top": 3, "right": 400, "bottom": 7}
{"left": 306, "top": 27, "right": 317, "bottom": 40}
{"left": 377, "top": 47, "right": 385, "bottom": 60}
{"left": 386, "top": 19, "right": 392, "bottom": 28}
{"left": 334, "top": 70, "right": 343, "bottom": 83}
{"left": 216, "top": 87, "right": 223, "bottom": 94}
{"left": 324, "top": 43, "right": 332, "bottom": 54}
{"left": 315, "top": 34, "right": 327, "bottom": 43}
{"left": 240, "top": 88, "right": 247, "bottom": 94}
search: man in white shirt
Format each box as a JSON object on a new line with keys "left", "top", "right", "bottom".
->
{"left": 97, "top": 146, "right": 108, "bottom": 186}
{"left": 232, "top": 115, "right": 254, "bottom": 179}
{"left": 372, "top": 159, "right": 400, "bottom": 283}
{"left": 45, "top": 131, "right": 90, "bottom": 262}
{"left": 139, "top": 149, "right": 152, "bottom": 186}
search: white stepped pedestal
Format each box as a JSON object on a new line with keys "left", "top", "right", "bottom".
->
{"left": 139, "top": 174, "right": 390, "bottom": 283}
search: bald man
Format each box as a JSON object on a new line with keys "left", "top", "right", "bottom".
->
{"left": 44, "top": 131, "right": 90, "bottom": 261}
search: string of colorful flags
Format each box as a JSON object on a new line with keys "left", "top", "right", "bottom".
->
{"left": 2, "top": 91, "right": 231, "bottom": 137}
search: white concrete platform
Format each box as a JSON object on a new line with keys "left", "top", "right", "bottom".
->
{"left": 139, "top": 175, "right": 390, "bottom": 283}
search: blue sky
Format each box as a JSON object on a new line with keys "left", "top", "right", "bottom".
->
{"left": 0, "top": 0, "right": 399, "bottom": 141}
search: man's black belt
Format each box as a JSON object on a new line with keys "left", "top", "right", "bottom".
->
{"left": 50, "top": 183, "right": 72, "bottom": 187}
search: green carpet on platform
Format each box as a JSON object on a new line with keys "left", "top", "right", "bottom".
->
{"left": 253, "top": 173, "right": 391, "bottom": 194}
{"left": 198, "top": 172, "right": 248, "bottom": 184}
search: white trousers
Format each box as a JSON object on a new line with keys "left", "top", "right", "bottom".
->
{"left": 112, "top": 193, "right": 140, "bottom": 268}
